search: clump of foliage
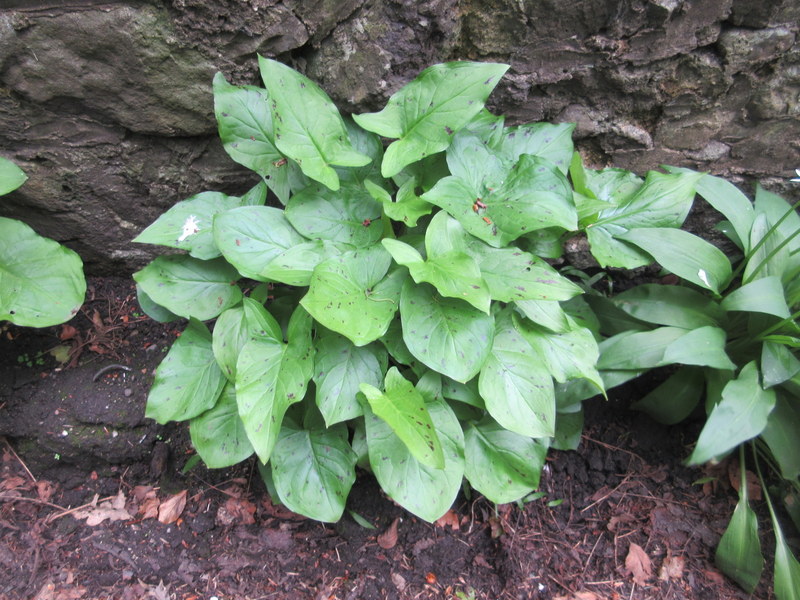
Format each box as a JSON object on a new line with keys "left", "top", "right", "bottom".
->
{"left": 583, "top": 171, "right": 800, "bottom": 596}
{"left": 0, "top": 157, "right": 86, "bottom": 327}
{"left": 133, "top": 59, "right": 720, "bottom": 527}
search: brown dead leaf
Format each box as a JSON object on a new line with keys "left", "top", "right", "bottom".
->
{"left": 139, "top": 497, "right": 160, "bottom": 520}
{"left": 728, "top": 464, "right": 762, "bottom": 501}
{"left": 36, "top": 480, "right": 56, "bottom": 503}
{"left": 59, "top": 325, "right": 79, "bottom": 341}
{"left": 390, "top": 572, "right": 407, "bottom": 593}
{"left": 377, "top": 517, "right": 400, "bottom": 549}
{"left": 703, "top": 569, "right": 726, "bottom": 585}
{"left": 0, "top": 475, "right": 28, "bottom": 491}
{"left": 74, "top": 492, "right": 132, "bottom": 526}
{"left": 435, "top": 509, "right": 460, "bottom": 530}
{"left": 157, "top": 490, "right": 187, "bottom": 524}
{"left": 659, "top": 552, "right": 685, "bottom": 581}
{"left": 91, "top": 310, "right": 107, "bottom": 334}
{"left": 624, "top": 542, "right": 652, "bottom": 585}
{"left": 222, "top": 496, "right": 256, "bottom": 525}
{"left": 607, "top": 513, "right": 635, "bottom": 532}
{"left": 131, "top": 485, "right": 155, "bottom": 502}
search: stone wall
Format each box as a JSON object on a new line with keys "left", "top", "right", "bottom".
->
{"left": 1, "top": 0, "right": 798, "bottom": 274}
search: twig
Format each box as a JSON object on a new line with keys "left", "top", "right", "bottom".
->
{"left": 92, "top": 363, "right": 132, "bottom": 382}
{"left": 0, "top": 494, "right": 66, "bottom": 511}
{"left": 2, "top": 438, "right": 36, "bottom": 483}
{"left": 45, "top": 494, "right": 118, "bottom": 523}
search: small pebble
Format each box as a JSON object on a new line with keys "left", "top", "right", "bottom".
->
{"left": 124, "top": 388, "right": 133, "bottom": 397}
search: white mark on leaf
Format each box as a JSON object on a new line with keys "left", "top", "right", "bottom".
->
{"left": 178, "top": 215, "right": 200, "bottom": 242}
{"left": 697, "top": 269, "right": 711, "bottom": 288}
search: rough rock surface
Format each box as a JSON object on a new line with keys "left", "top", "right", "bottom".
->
{"left": 1, "top": 0, "right": 798, "bottom": 274}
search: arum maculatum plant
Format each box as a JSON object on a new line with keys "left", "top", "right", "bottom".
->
{"left": 0, "top": 157, "right": 85, "bottom": 327}
{"left": 133, "top": 58, "right": 708, "bottom": 523}
{"left": 579, "top": 170, "right": 800, "bottom": 598}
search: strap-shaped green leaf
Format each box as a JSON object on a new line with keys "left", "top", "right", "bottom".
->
{"left": 213, "top": 72, "right": 305, "bottom": 204}
{"left": 499, "top": 122, "right": 575, "bottom": 174}
{"left": 0, "top": 217, "right": 85, "bottom": 327}
{"left": 479, "top": 310, "right": 556, "bottom": 437}
{"left": 301, "top": 246, "right": 404, "bottom": 346}
{"left": 146, "top": 319, "right": 226, "bottom": 423}
{"left": 715, "top": 460, "right": 764, "bottom": 592}
{"left": 285, "top": 183, "right": 383, "bottom": 247}
{"left": 133, "top": 255, "right": 242, "bottom": 321}
{"left": 721, "top": 276, "right": 790, "bottom": 318}
{"left": 134, "top": 191, "right": 242, "bottom": 260}
{"left": 190, "top": 382, "right": 254, "bottom": 468}
{"left": 464, "top": 417, "right": 547, "bottom": 504}
{"left": 258, "top": 57, "right": 370, "bottom": 191}
{"left": 313, "top": 330, "right": 387, "bottom": 426}
{"left": 688, "top": 362, "right": 776, "bottom": 465}
{"left": 271, "top": 421, "right": 356, "bottom": 522}
{"left": 360, "top": 367, "right": 444, "bottom": 469}
{"left": 617, "top": 227, "right": 732, "bottom": 294}
{"left": 399, "top": 279, "right": 495, "bottom": 383}
{"left": 631, "top": 366, "right": 704, "bottom": 425}
{"left": 236, "top": 306, "right": 314, "bottom": 463}
{"left": 354, "top": 61, "right": 509, "bottom": 177}
{"left": 611, "top": 283, "right": 723, "bottom": 329}
{"left": 692, "top": 171, "right": 755, "bottom": 253}
{"left": 365, "top": 398, "right": 464, "bottom": 522}
{"left": 761, "top": 395, "right": 800, "bottom": 480}
{"left": 365, "top": 178, "right": 432, "bottom": 227}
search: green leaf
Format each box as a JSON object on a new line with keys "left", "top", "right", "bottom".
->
{"left": 399, "top": 280, "right": 495, "bottom": 383}
{"left": 761, "top": 395, "right": 800, "bottom": 480}
{"left": 586, "top": 170, "right": 702, "bottom": 268}
{"left": 383, "top": 238, "right": 491, "bottom": 313}
{"left": 134, "top": 283, "right": 180, "bottom": 323}
{"left": 617, "top": 227, "right": 732, "bottom": 294}
{"left": 598, "top": 328, "right": 687, "bottom": 370}
{"left": 285, "top": 183, "right": 383, "bottom": 247}
{"left": 271, "top": 421, "right": 356, "bottom": 522}
{"left": 236, "top": 306, "right": 314, "bottom": 463}
{"left": 354, "top": 61, "right": 509, "bottom": 177}
{"left": 715, "top": 472, "right": 764, "bottom": 593}
{"left": 262, "top": 240, "right": 349, "bottom": 287}
{"left": 693, "top": 172, "right": 755, "bottom": 253}
{"left": 753, "top": 185, "right": 800, "bottom": 278}
{"left": 552, "top": 410, "right": 584, "bottom": 451}
{"left": 365, "top": 399, "right": 465, "bottom": 522}
{"left": 662, "top": 326, "right": 736, "bottom": 370}
{"left": 722, "top": 276, "right": 791, "bottom": 318}
{"left": 258, "top": 57, "right": 370, "bottom": 190}
{"left": 212, "top": 298, "right": 281, "bottom": 381}
{"left": 514, "top": 299, "right": 571, "bottom": 333}
{"left": 301, "top": 246, "right": 404, "bottom": 346}
{"left": 467, "top": 242, "right": 582, "bottom": 303}
{"left": 464, "top": 417, "right": 547, "bottom": 504}
{"left": 360, "top": 367, "right": 444, "bottom": 469}
{"left": 0, "top": 217, "right": 86, "bottom": 327}
{"left": 611, "top": 284, "right": 723, "bottom": 329}
{"left": 745, "top": 212, "right": 790, "bottom": 282}
{"left": 515, "top": 313, "right": 603, "bottom": 391}
{"left": 774, "top": 522, "right": 800, "bottom": 600}
{"left": 499, "top": 122, "right": 575, "bottom": 174}
{"left": 133, "top": 256, "right": 242, "bottom": 321}
{"left": 582, "top": 167, "right": 643, "bottom": 205}
{"left": 631, "top": 367, "right": 704, "bottom": 425}
{"left": 213, "top": 72, "right": 304, "bottom": 204}
{"left": 313, "top": 329, "right": 387, "bottom": 426}
{"left": 688, "top": 362, "right": 776, "bottom": 465}
{"left": 213, "top": 206, "right": 306, "bottom": 281}
{"left": 423, "top": 155, "right": 577, "bottom": 248}
{"left": 479, "top": 310, "right": 556, "bottom": 437}
{"left": 761, "top": 341, "right": 800, "bottom": 388}
{"left": 365, "top": 178, "right": 432, "bottom": 227}
{"left": 146, "top": 319, "right": 226, "bottom": 423}
{"left": 0, "top": 156, "right": 28, "bottom": 195}
{"left": 239, "top": 180, "right": 268, "bottom": 206}
{"left": 134, "top": 192, "right": 241, "bottom": 259}
{"left": 190, "top": 382, "right": 254, "bottom": 468}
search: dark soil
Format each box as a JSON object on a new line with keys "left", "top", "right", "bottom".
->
{"left": 0, "top": 278, "right": 775, "bottom": 600}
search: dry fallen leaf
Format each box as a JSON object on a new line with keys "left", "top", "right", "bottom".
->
{"left": 377, "top": 517, "right": 400, "bottom": 549}
{"left": 74, "top": 491, "right": 132, "bottom": 526}
{"left": 157, "top": 490, "right": 187, "bottom": 524}
{"left": 435, "top": 509, "right": 460, "bottom": 530}
{"left": 390, "top": 572, "right": 407, "bottom": 593}
{"left": 36, "top": 480, "right": 57, "bottom": 503}
{"left": 659, "top": 552, "right": 685, "bottom": 581}
{"left": 625, "top": 542, "right": 652, "bottom": 585}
